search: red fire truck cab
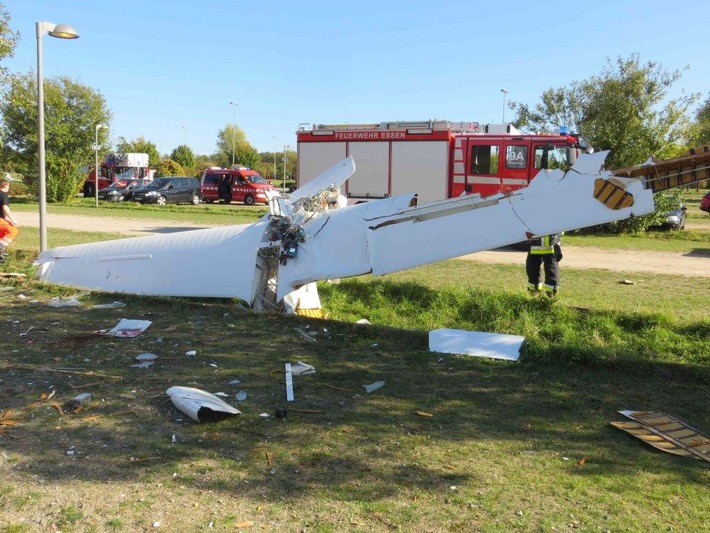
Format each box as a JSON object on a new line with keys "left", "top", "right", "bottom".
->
{"left": 83, "top": 153, "right": 155, "bottom": 197}
{"left": 296, "top": 121, "right": 590, "bottom": 205}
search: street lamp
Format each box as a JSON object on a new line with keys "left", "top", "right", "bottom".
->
{"left": 36, "top": 21, "right": 79, "bottom": 252}
{"left": 282, "top": 144, "right": 292, "bottom": 194}
{"left": 230, "top": 102, "right": 238, "bottom": 167}
{"left": 94, "top": 124, "right": 108, "bottom": 207}
{"left": 500, "top": 89, "right": 509, "bottom": 124}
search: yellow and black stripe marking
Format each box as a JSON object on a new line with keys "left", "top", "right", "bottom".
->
{"left": 296, "top": 308, "right": 325, "bottom": 319}
{"left": 593, "top": 178, "right": 634, "bottom": 210}
{"left": 611, "top": 410, "right": 710, "bottom": 462}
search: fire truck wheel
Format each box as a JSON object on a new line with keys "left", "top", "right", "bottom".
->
{"left": 191, "top": 193, "right": 200, "bottom": 205}
{"left": 157, "top": 196, "right": 167, "bottom": 206}
{"left": 244, "top": 194, "right": 255, "bottom": 206}
{"left": 84, "top": 183, "right": 94, "bottom": 197}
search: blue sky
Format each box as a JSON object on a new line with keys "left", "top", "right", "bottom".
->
{"left": 4, "top": 0, "right": 709, "bottom": 157}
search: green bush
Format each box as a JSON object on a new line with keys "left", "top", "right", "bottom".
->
{"left": 7, "top": 180, "right": 30, "bottom": 196}
{"left": 155, "top": 158, "right": 185, "bottom": 177}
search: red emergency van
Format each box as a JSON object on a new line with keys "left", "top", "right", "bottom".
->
{"left": 200, "top": 167, "right": 276, "bottom": 205}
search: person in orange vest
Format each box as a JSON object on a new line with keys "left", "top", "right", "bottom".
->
{"left": 526, "top": 233, "right": 562, "bottom": 297}
{"left": 0, "top": 179, "right": 20, "bottom": 261}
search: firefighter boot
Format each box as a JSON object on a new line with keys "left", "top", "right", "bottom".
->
{"left": 527, "top": 283, "right": 540, "bottom": 296}
{"left": 542, "top": 285, "right": 557, "bottom": 299}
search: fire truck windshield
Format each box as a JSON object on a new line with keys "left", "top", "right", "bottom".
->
{"left": 115, "top": 168, "right": 137, "bottom": 179}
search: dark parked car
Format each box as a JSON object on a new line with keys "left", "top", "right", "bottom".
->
{"left": 97, "top": 178, "right": 149, "bottom": 202}
{"left": 131, "top": 177, "right": 202, "bottom": 206}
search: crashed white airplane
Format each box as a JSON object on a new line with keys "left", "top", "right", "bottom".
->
{"left": 35, "top": 148, "right": 709, "bottom": 314}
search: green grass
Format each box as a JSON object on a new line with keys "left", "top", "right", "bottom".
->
{"left": 565, "top": 229, "right": 710, "bottom": 252}
{"left": 1, "top": 214, "right": 709, "bottom": 532}
{"left": 11, "top": 197, "right": 269, "bottom": 226}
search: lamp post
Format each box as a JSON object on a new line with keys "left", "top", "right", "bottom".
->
{"left": 94, "top": 123, "right": 108, "bottom": 207}
{"left": 36, "top": 21, "right": 79, "bottom": 252}
{"left": 272, "top": 136, "right": 277, "bottom": 180}
{"left": 500, "top": 89, "right": 509, "bottom": 124}
{"left": 282, "top": 144, "right": 292, "bottom": 194}
{"left": 229, "top": 102, "right": 238, "bottom": 167}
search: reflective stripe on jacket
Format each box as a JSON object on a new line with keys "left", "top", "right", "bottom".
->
{"left": 530, "top": 234, "right": 560, "bottom": 255}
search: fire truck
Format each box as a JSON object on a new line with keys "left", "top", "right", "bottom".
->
{"left": 296, "top": 120, "right": 591, "bottom": 204}
{"left": 83, "top": 153, "right": 155, "bottom": 197}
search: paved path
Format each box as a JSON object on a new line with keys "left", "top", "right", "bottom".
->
{"left": 13, "top": 211, "right": 710, "bottom": 278}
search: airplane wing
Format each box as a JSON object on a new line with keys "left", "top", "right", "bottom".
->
{"left": 37, "top": 151, "right": 658, "bottom": 311}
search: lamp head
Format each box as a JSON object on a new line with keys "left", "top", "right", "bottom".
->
{"left": 49, "top": 24, "right": 79, "bottom": 39}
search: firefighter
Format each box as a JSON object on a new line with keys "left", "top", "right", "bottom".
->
{"left": 526, "top": 233, "right": 562, "bottom": 297}
{"left": 0, "top": 179, "right": 20, "bottom": 261}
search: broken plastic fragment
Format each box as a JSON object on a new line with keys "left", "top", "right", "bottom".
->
{"left": 99, "top": 319, "right": 152, "bottom": 338}
{"left": 130, "top": 361, "right": 153, "bottom": 368}
{"left": 356, "top": 319, "right": 371, "bottom": 325}
{"left": 185, "top": 350, "right": 197, "bottom": 357}
{"left": 363, "top": 381, "right": 385, "bottom": 393}
{"left": 63, "top": 392, "right": 93, "bottom": 413}
{"left": 135, "top": 352, "right": 159, "bottom": 362}
{"left": 91, "top": 301, "right": 126, "bottom": 309}
{"left": 291, "top": 361, "right": 316, "bottom": 376}
{"left": 48, "top": 297, "right": 82, "bottom": 308}
{"left": 293, "top": 327, "right": 316, "bottom": 342}
{"left": 166, "top": 386, "right": 241, "bottom": 423}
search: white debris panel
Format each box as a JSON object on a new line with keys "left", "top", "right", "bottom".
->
{"left": 429, "top": 328, "right": 524, "bottom": 361}
{"left": 166, "top": 386, "right": 241, "bottom": 423}
{"left": 36, "top": 153, "right": 656, "bottom": 311}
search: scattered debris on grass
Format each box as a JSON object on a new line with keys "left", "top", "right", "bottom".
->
{"left": 364, "top": 381, "right": 385, "bottom": 393}
{"left": 429, "top": 328, "right": 524, "bottom": 362}
{"left": 97, "top": 319, "right": 152, "bottom": 338}
{"left": 62, "top": 393, "right": 93, "bottom": 414}
{"left": 611, "top": 410, "right": 710, "bottom": 462}
{"left": 48, "top": 297, "right": 82, "bottom": 308}
{"left": 166, "top": 386, "right": 241, "bottom": 423}
{"left": 291, "top": 361, "right": 316, "bottom": 376}
{"left": 285, "top": 363, "right": 294, "bottom": 402}
{"left": 91, "top": 301, "right": 126, "bottom": 309}
{"left": 293, "top": 326, "right": 317, "bottom": 342}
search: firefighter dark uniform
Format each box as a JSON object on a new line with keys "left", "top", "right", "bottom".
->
{"left": 526, "top": 234, "right": 561, "bottom": 297}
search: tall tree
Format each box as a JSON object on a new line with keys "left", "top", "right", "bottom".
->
{"left": 170, "top": 144, "right": 195, "bottom": 170}
{"left": 689, "top": 93, "right": 710, "bottom": 146}
{"left": 155, "top": 158, "right": 185, "bottom": 177}
{"left": 512, "top": 54, "right": 699, "bottom": 168}
{"left": 213, "top": 124, "right": 259, "bottom": 169}
{"left": 116, "top": 136, "right": 160, "bottom": 168}
{"left": 0, "top": 2, "right": 19, "bottom": 81}
{"left": 0, "top": 72, "right": 111, "bottom": 202}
